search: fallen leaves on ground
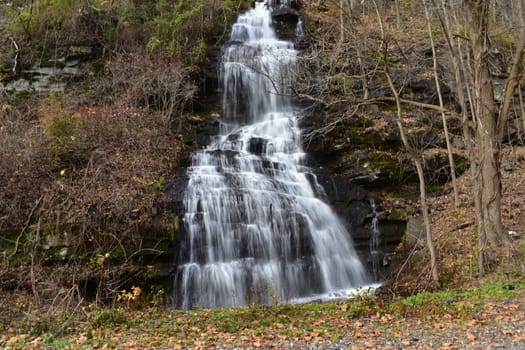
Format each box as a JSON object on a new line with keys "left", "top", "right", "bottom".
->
{"left": 1, "top": 286, "right": 524, "bottom": 349}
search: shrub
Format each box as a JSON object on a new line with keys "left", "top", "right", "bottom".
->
{"left": 102, "top": 51, "right": 196, "bottom": 131}
{"left": 0, "top": 94, "right": 50, "bottom": 231}
{"left": 88, "top": 308, "right": 128, "bottom": 328}
{"left": 39, "top": 96, "right": 86, "bottom": 167}
{"left": 6, "top": 0, "right": 135, "bottom": 47}
{"left": 148, "top": 0, "right": 250, "bottom": 64}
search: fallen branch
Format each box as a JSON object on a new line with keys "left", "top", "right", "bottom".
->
{"left": 371, "top": 96, "right": 458, "bottom": 115}
{"left": 7, "top": 36, "right": 20, "bottom": 75}
{"left": 7, "top": 195, "right": 43, "bottom": 264}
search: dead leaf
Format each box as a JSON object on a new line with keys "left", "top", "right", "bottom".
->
{"left": 382, "top": 314, "right": 394, "bottom": 321}
{"left": 501, "top": 329, "right": 513, "bottom": 336}
{"left": 131, "top": 286, "right": 141, "bottom": 299}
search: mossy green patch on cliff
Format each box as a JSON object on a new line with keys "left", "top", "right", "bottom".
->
{"left": 388, "top": 208, "right": 412, "bottom": 221}
{"left": 364, "top": 151, "right": 408, "bottom": 182}
{"left": 323, "top": 112, "right": 400, "bottom": 150}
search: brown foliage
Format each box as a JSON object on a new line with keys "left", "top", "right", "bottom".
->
{"left": 0, "top": 95, "right": 48, "bottom": 231}
{"left": 0, "top": 94, "right": 182, "bottom": 267}
{"left": 101, "top": 50, "right": 197, "bottom": 132}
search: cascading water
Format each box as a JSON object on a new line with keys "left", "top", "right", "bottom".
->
{"left": 369, "top": 199, "right": 381, "bottom": 282}
{"left": 174, "top": 1, "right": 370, "bottom": 309}
{"left": 295, "top": 17, "right": 305, "bottom": 38}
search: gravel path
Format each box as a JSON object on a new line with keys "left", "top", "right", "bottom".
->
{"left": 226, "top": 294, "right": 525, "bottom": 350}
{"left": 301, "top": 317, "right": 525, "bottom": 349}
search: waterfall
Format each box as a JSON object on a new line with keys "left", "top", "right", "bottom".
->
{"left": 174, "top": 1, "right": 370, "bottom": 309}
{"left": 295, "top": 17, "right": 305, "bottom": 38}
{"left": 369, "top": 199, "right": 381, "bottom": 282}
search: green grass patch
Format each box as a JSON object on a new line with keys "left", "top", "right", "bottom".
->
{"left": 387, "top": 277, "right": 525, "bottom": 318}
{"left": 88, "top": 308, "right": 129, "bottom": 328}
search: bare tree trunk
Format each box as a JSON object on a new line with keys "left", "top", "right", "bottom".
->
{"left": 340, "top": 0, "right": 345, "bottom": 43}
{"left": 372, "top": 0, "right": 385, "bottom": 43}
{"left": 497, "top": 31, "right": 525, "bottom": 141}
{"left": 423, "top": 0, "right": 459, "bottom": 208}
{"left": 394, "top": 0, "right": 401, "bottom": 30}
{"left": 518, "top": 0, "right": 525, "bottom": 142}
{"left": 518, "top": 86, "right": 525, "bottom": 143}
{"left": 457, "top": 38, "right": 487, "bottom": 275}
{"left": 466, "top": 0, "right": 504, "bottom": 247}
{"left": 346, "top": 0, "right": 356, "bottom": 13}
{"left": 355, "top": 34, "right": 370, "bottom": 99}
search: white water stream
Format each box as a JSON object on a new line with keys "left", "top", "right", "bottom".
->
{"left": 174, "top": 1, "right": 371, "bottom": 309}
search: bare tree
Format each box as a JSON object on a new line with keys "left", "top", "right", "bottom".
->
{"left": 466, "top": 0, "right": 504, "bottom": 248}
{"left": 423, "top": 0, "right": 460, "bottom": 208}
{"left": 463, "top": 0, "right": 525, "bottom": 251}
{"left": 382, "top": 44, "right": 439, "bottom": 282}
{"left": 430, "top": 0, "right": 525, "bottom": 265}
{"left": 372, "top": 0, "right": 439, "bottom": 282}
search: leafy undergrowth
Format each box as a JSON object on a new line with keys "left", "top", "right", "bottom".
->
{"left": 1, "top": 277, "right": 524, "bottom": 349}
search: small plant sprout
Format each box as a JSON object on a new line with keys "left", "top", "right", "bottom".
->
{"left": 118, "top": 286, "right": 142, "bottom": 308}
